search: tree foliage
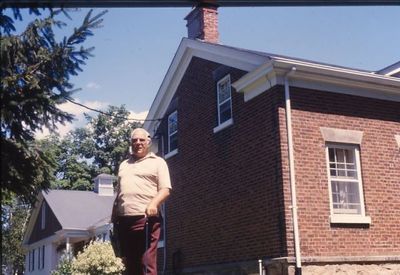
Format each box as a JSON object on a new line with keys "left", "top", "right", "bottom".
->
{"left": 1, "top": 200, "right": 30, "bottom": 275}
{"left": 39, "top": 105, "right": 141, "bottom": 191}
{"left": 0, "top": 8, "right": 106, "bottom": 204}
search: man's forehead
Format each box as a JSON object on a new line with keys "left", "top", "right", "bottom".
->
{"left": 131, "top": 129, "right": 149, "bottom": 139}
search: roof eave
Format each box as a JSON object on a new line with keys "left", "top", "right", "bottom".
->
{"left": 233, "top": 58, "right": 400, "bottom": 102}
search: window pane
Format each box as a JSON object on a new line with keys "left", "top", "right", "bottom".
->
{"left": 168, "top": 111, "right": 178, "bottom": 153}
{"left": 331, "top": 180, "right": 361, "bottom": 214}
{"left": 218, "top": 80, "right": 231, "bottom": 103}
{"left": 328, "top": 148, "right": 335, "bottom": 162}
{"left": 329, "top": 147, "right": 358, "bottom": 180}
{"left": 168, "top": 113, "right": 177, "bottom": 134}
{"left": 219, "top": 100, "right": 232, "bottom": 124}
{"left": 169, "top": 133, "right": 178, "bottom": 152}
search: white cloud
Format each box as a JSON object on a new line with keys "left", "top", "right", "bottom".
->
{"left": 58, "top": 100, "right": 104, "bottom": 116}
{"left": 35, "top": 100, "right": 108, "bottom": 139}
{"left": 35, "top": 102, "right": 151, "bottom": 139}
{"left": 86, "top": 82, "right": 101, "bottom": 89}
{"left": 128, "top": 110, "right": 148, "bottom": 122}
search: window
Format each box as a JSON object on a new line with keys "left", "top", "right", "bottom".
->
{"left": 41, "top": 203, "right": 46, "bottom": 230}
{"left": 38, "top": 247, "right": 41, "bottom": 269}
{"left": 325, "top": 143, "right": 370, "bottom": 224}
{"left": 214, "top": 75, "right": 233, "bottom": 133}
{"left": 32, "top": 249, "right": 35, "bottom": 271}
{"left": 41, "top": 245, "right": 45, "bottom": 269}
{"left": 165, "top": 111, "right": 178, "bottom": 158}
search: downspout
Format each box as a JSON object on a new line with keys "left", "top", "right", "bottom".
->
{"left": 284, "top": 67, "right": 302, "bottom": 275}
{"left": 160, "top": 135, "right": 167, "bottom": 275}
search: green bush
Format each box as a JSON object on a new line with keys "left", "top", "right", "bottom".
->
{"left": 71, "top": 241, "right": 125, "bottom": 275}
{"left": 51, "top": 252, "right": 73, "bottom": 275}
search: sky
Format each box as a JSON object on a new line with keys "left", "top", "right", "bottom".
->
{"left": 9, "top": 6, "right": 400, "bottom": 137}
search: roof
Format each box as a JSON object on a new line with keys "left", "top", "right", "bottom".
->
{"left": 43, "top": 189, "right": 115, "bottom": 230}
{"left": 376, "top": 61, "right": 400, "bottom": 77}
{"left": 144, "top": 38, "right": 400, "bottom": 133}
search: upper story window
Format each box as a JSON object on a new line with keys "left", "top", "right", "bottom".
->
{"left": 165, "top": 111, "right": 178, "bottom": 158}
{"left": 214, "top": 75, "right": 233, "bottom": 133}
{"left": 325, "top": 143, "right": 370, "bottom": 224}
{"left": 41, "top": 203, "right": 46, "bottom": 230}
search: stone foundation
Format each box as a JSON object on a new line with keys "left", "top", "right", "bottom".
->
{"left": 266, "top": 256, "right": 400, "bottom": 275}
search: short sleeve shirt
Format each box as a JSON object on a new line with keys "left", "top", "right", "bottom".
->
{"left": 116, "top": 152, "right": 172, "bottom": 216}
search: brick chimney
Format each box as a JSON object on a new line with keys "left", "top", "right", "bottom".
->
{"left": 185, "top": 3, "right": 219, "bottom": 43}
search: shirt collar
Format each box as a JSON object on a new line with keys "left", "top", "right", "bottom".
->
{"left": 130, "top": 152, "right": 156, "bottom": 163}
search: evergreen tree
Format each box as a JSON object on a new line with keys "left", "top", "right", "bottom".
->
{"left": 0, "top": 8, "right": 107, "bottom": 204}
{"left": 1, "top": 200, "right": 30, "bottom": 275}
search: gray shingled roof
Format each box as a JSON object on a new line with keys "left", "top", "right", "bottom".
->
{"left": 43, "top": 190, "right": 115, "bottom": 230}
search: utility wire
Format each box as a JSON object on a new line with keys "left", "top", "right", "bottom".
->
{"left": 65, "top": 98, "right": 162, "bottom": 122}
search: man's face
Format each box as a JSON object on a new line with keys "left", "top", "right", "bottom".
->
{"left": 131, "top": 131, "right": 149, "bottom": 158}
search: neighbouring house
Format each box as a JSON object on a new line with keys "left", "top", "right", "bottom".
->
{"left": 144, "top": 4, "right": 400, "bottom": 275}
{"left": 22, "top": 174, "right": 116, "bottom": 275}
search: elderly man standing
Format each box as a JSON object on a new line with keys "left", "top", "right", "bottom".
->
{"left": 112, "top": 128, "right": 172, "bottom": 275}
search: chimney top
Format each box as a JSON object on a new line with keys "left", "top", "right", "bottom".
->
{"left": 185, "top": 3, "right": 219, "bottom": 43}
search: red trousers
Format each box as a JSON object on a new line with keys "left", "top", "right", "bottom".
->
{"left": 117, "top": 216, "right": 161, "bottom": 275}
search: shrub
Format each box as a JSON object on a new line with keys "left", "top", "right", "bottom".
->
{"left": 71, "top": 241, "right": 125, "bottom": 275}
{"left": 51, "top": 252, "right": 73, "bottom": 275}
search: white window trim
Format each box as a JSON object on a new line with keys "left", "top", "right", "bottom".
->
{"left": 165, "top": 149, "right": 178, "bottom": 159}
{"left": 213, "top": 118, "right": 233, "bottom": 133}
{"left": 325, "top": 143, "right": 371, "bottom": 225}
{"left": 216, "top": 75, "right": 233, "bottom": 126}
{"left": 167, "top": 111, "right": 178, "bottom": 155}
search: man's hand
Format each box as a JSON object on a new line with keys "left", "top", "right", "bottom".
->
{"left": 145, "top": 188, "right": 170, "bottom": 217}
{"left": 145, "top": 202, "right": 158, "bottom": 217}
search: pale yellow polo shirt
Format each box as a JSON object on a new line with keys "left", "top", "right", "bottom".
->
{"left": 116, "top": 152, "right": 172, "bottom": 216}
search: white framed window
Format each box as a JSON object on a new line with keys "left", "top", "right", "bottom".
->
{"left": 38, "top": 247, "right": 41, "bottom": 269}
{"left": 214, "top": 75, "right": 233, "bottom": 132}
{"left": 325, "top": 143, "right": 370, "bottom": 224}
{"left": 41, "top": 202, "right": 46, "bottom": 230}
{"left": 165, "top": 111, "right": 178, "bottom": 158}
{"left": 41, "top": 245, "right": 45, "bottom": 269}
{"left": 32, "top": 249, "right": 35, "bottom": 271}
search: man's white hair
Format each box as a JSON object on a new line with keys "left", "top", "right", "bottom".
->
{"left": 130, "top": 128, "right": 151, "bottom": 141}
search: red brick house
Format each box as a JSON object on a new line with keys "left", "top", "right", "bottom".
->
{"left": 144, "top": 5, "right": 400, "bottom": 275}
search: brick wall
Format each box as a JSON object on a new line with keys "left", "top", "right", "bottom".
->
{"left": 283, "top": 87, "right": 400, "bottom": 257}
{"left": 159, "top": 56, "right": 400, "bottom": 272}
{"left": 162, "top": 57, "right": 287, "bottom": 271}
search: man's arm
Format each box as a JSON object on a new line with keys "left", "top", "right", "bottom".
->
{"left": 145, "top": 188, "right": 171, "bottom": 217}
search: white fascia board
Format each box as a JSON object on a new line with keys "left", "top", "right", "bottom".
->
{"left": 233, "top": 57, "right": 400, "bottom": 102}
{"left": 144, "top": 38, "right": 268, "bottom": 134}
{"left": 55, "top": 229, "right": 91, "bottom": 239}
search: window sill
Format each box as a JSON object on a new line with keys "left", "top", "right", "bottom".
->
{"left": 164, "top": 149, "right": 178, "bottom": 159}
{"left": 213, "top": 118, "right": 233, "bottom": 134}
{"left": 330, "top": 214, "right": 371, "bottom": 224}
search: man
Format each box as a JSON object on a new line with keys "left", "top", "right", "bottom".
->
{"left": 112, "top": 128, "right": 171, "bottom": 275}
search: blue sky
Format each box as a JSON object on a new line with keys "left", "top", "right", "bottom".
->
{"left": 9, "top": 6, "right": 400, "bottom": 136}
